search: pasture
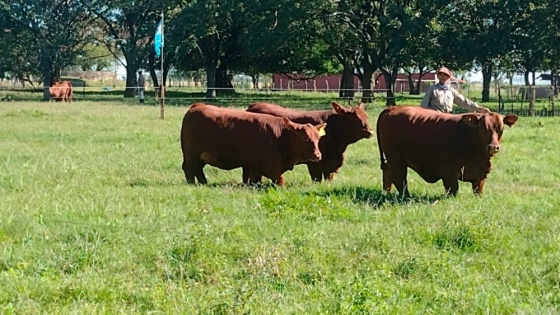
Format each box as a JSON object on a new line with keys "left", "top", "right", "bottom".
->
{"left": 1, "top": 100, "right": 559, "bottom": 314}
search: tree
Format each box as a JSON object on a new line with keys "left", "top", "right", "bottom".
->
{"left": 75, "top": 43, "right": 116, "bottom": 71}
{"left": 1, "top": 0, "right": 97, "bottom": 99}
{"left": 439, "top": 0, "right": 532, "bottom": 102}
{"left": 89, "top": 0, "right": 184, "bottom": 97}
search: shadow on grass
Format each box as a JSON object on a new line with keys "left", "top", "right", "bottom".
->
{"left": 206, "top": 181, "right": 278, "bottom": 191}
{"left": 310, "top": 186, "right": 447, "bottom": 207}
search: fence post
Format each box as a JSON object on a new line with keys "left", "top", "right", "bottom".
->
{"left": 551, "top": 86, "right": 556, "bottom": 116}
{"left": 529, "top": 86, "right": 536, "bottom": 116}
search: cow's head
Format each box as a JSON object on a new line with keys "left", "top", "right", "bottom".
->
{"left": 330, "top": 101, "right": 374, "bottom": 143}
{"left": 462, "top": 112, "right": 518, "bottom": 157}
{"left": 283, "top": 117, "right": 326, "bottom": 162}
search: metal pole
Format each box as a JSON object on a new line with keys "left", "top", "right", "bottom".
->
{"left": 160, "top": 12, "right": 165, "bottom": 120}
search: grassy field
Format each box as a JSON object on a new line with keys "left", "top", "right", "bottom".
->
{"left": 1, "top": 100, "right": 559, "bottom": 314}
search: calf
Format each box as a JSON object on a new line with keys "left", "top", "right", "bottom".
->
{"left": 49, "top": 81, "right": 73, "bottom": 102}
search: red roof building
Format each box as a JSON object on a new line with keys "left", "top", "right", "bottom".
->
{"left": 272, "top": 72, "right": 444, "bottom": 93}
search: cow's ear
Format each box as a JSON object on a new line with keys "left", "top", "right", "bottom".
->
{"left": 283, "top": 117, "right": 296, "bottom": 131}
{"left": 503, "top": 115, "right": 518, "bottom": 127}
{"left": 316, "top": 123, "right": 327, "bottom": 137}
{"left": 331, "top": 101, "right": 347, "bottom": 114}
{"left": 461, "top": 114, "right": 480, "bottom": 127}
{"left": 358, "top": 102, "right": 366, "bottom": 110}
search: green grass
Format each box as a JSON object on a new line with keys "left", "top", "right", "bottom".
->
{"left": 1, "top": 101, "right": 559, "bottom": 314}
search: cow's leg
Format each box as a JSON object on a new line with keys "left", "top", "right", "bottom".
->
{"left": 306, "top": 162, "right": 323, "bottom": 182}
{"left": 243, "top": 168, "right": 263, "bottom": 185}
{"left": 471, "top": 179, "right": 485, "bottom": 196}
{"left": 195, "top": 165, "right": 207, "bottom": 184}
{"left": 182, "top": 159, "right": 196, "bottom": 184}
{"left": 242, "top": 167, "right": 250, "bottom": 184}
{"left": 324, "top": 170, "right": 335, "bottom": 181}
{"left": 265, "top": 169, "right": 286, "bottom": 187}
{"left": 390, "top": 162, "right": 409, "bottom": 197}
{"left": 321, "top": 153, "right": 344, "bottom": 181}
{"left": 382, "top": 164, "right": 393, "bottom": 192}
{"left": 322, "top": 160, "right": 341, "bottom": 182}
{"left": 273, "top": 175, "right": 286, "bottom": 187}
{"left": 182, "top": 157, "right": 206, "bottom": 184}
{"left": 442, "top": 176, "right": 459, "bottom": 196}
{"left": 249, "top": 172, "right": 263, "bottom": 184}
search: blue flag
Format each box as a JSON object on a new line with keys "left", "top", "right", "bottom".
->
{"left": 154, "top": 19, "right": 163, "bottom": 57}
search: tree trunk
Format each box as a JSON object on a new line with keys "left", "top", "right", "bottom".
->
{"left": 531, "top": 70, "right": 536, "bottom": 86}
{"left": 40, "top": 47, "right": 52, "bottom": 101}
{"left": 382, "top": 67, "right": 398, "bottom": 106}
{"left": 205, "top": 59, "right": 218, "bottom": 99}
{"left": 414, "top": 69, "right": 426, "bottom": 95}
{"left": 148, "top": 51, "right": 159, "bottom": 88}
{"left": 51, "top": 65, "right": 61, "bottom": 83}
{"left": 405, "top": 73, "right": 415, "bottom": 95}
{"left": 215, "top": 64, "right": 235, "bottom": 95}
{"left": 524, "top": 70, "right": 530, "bottom": 86}
{"left": 552, "top": 69, "right": 558, "bottom": 95}
{"left": 339, "top": 60, "right": 355, "bottom": 99}
{"left": 481, "top": 64, "right": 493, "bottom": 102}
{"left": 251, "top": 74, "right": 259, "bottom": 90}
{"left": 124, "top": 66, "right": 138, "bottom": 97}
{"left": 359, "top": 65, "right": 376, "bottom": 103}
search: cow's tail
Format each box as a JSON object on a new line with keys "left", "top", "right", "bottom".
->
{"left": 376, "top": 109, "right": 388, "bottom": 171}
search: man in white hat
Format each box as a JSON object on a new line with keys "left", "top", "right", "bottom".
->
{"left": 420, "top": 67, "right": 490, "bottom": 113}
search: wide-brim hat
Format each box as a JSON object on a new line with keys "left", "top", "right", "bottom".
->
{"left": 436, "top": 67, "right": 453, "bottom": 78}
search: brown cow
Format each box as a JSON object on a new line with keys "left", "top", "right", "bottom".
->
{"left": 245, "top": 101, "right": 373, "bottom": 182}
{"left": 180, "top": 103, "right": 327, "bottom": 186}
{"left": 376, "top": 106, "right": 518, "bottom": 196}
{"left": 49, "top": 81, "right": 73, "bottom": 102}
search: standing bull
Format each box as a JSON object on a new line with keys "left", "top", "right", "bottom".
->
{"left": 376, "top": 106, "right": 518, "bottom": 196}
{"left": 245, "top": 101, "right": 373, "bottom": 182}
{"left": 180, "top": 103, "right": 326, "bottom": 186}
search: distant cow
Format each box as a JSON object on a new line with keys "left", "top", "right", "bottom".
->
{"left": 180, "top": 103, "right": 326, "bottom": 186}
{"left": 376, "top": 106, "right": 518, "bottom": 196}
{"left": 246, "top": 101, "right": 373, "bottom": 182}
{"left": 49, "top": 81, "right": 73, "bottom": 102}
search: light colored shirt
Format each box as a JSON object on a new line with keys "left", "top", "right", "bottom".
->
{"left": 420, "top": 83, "right": 479, "bottom": 113}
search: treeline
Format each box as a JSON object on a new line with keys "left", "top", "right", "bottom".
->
{"left": 0, "top": 0, "right": 559, "bottom": 103}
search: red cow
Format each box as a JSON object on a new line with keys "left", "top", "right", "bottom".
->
{"left": 49, "top": 81, "right": 73, "bottom": 102}
{"left": 180, "top": 103, "right": 326, "bottom": 186}
{"left": 245, "top": 101, "right": 373, "bottom": 182}
{"left": 376, "top": 106, "right": 518, "bottom": 196}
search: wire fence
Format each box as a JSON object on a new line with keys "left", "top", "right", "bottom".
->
{"left": 1, "top": 84, "right": 558, "bottom": 117}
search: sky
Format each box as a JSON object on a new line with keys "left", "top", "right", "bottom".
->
{"left": 467, "top": 70, "right": 548, "bottom": 85}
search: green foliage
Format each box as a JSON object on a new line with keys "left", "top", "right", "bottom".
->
{"left": 74, "top": 43, "right": 115, "bottom": 71}
{"left": 0, "top": 0, "right": 96, "bottom": 84}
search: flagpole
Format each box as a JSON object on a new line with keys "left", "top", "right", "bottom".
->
{"left": 160, "top": 12, "right": 165, "bottom": 120}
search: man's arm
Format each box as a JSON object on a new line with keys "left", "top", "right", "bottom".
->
{"left": 451, "top": 88, "right": 490, "bottom": 113}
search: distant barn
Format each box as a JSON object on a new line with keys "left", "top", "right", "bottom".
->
{"left": 272, "top": 72, "right": 462, "bottom": 93}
